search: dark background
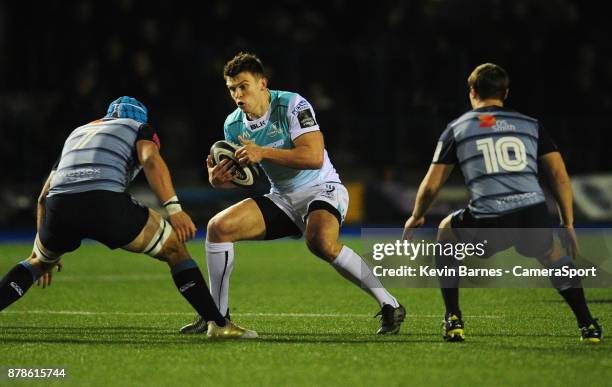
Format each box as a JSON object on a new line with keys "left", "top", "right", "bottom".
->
{"left": 1, "top": 0, "right": 611, "bottom": 228}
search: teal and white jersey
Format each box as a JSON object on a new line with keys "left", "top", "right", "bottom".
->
{"left": 223, "top": 90, "right": 340, "bottom": 194}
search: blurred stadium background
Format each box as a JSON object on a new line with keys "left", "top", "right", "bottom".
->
{"left": 1, "top": 0, "right": 611, "bottom": 234}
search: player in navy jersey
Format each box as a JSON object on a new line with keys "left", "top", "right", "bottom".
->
{"left": 403, "top": 64, "right": 601, "bottom": 343}
{"left": 180, "top": 52, "right": 405, "bottom": 335}
{"left": 0, "top": 97, "right": 256, "bottom": 339}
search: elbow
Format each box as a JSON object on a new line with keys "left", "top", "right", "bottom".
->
{"left": 308, "top": 152, "right": 324, "bottom": 169}
{"left": 141, "top": 154, "right": 162, "bottom": 172}
{"left": 420, "top": 185, "right": 439, "bottom": 199}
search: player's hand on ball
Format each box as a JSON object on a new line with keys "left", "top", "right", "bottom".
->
{"left": 37, "top": 259, "right": 63, "bottom": 289}
{"left": 236, "top": 136, "right": 264, "bottom": 164}
{"left": 169, "top": 211, "right": 197, "bottom": 243}
{"left": 402, "top": 216, "right": 425, "bottom": 240}
{"left": 207, "top": 155, "right": 236, "bottom": 187}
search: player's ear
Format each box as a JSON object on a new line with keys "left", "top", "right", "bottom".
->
{"left": 469, "top": 87, "right": 477, "bottom": 99}
{"left": 260, "top": 77, "right": 268, "bottom": 90}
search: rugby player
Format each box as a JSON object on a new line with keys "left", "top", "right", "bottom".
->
{"left": 0, "top": 97, "right": 256, "bottom": 339}
{"left": 180, "top": 53, "right": 405, "bottom": 335}
{"left": 403, "top": 63, "right": 602, "bottom": 343}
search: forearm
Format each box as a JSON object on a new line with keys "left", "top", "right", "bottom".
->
{"left": 261, "top": 146, "right": 323, "bottom": 169}
{"left": 142, "top": 157, "right": 177, "bottom": 203}
{"left": 412, "top": 184, "right": 439, "bottom": 219}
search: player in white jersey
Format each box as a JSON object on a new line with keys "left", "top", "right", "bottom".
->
{"left": 180, "top": 52, "right": 405, "bottom": 335}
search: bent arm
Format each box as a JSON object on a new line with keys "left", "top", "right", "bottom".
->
{"left": 137, "top": 140, "right": 177, "bottom": 203}
{"left": 540, "top": 152, "right": 573, "bottom": 226}
{"left": 261, "top": 131, "right": 324, "bottom": 169}
{"left": 411, "top": 163, "right": 454, "bottom": 219}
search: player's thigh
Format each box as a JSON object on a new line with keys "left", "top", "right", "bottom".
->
{"left": 207, "top": 198, "right": 267, "bottom": 241}
{"left": 305, "top": 208, "right": 342, "bottom": 259}
{"left": 514, "top": 203, "right": 555, "bottom": 259}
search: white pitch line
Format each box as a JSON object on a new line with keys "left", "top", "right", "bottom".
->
{"left": 2, "top": 310, "right": 504, "bottom": 319}
{"left": 47, "top": 274, "right": 168, "bottom": 282}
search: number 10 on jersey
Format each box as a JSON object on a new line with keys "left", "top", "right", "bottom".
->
{"left": 476, "top": 136, "right": 528, "bottom": 173}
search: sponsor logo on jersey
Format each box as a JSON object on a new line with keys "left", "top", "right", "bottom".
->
{"left": 478, "top": 115, "right": 496, "bottom": 128}
{"left": 492, "top": 120, "right": 517, "bottom": 132}
{"left": 56, "top": 168, "right": 102, "bottom": 180}
{"left": 291, "top": 100, "right": 310, "bottom": 115}
{"left": 249, "top": 120, "right": 267, "bottom": 131}
{"left": 297, "top": 109, "right": 317, "bottom": 128}
{"left": 268, "top": 122, "right": 284, "bottom": 137}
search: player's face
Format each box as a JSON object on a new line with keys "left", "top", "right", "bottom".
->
{"left": 226, "top": 72, "right": 267, "bottom": 114}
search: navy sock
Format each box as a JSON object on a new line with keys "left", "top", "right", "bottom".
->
{"left": 548, "top": 256, "right": 593, "bottom": 326}
{"left": 559, "top": 288, "right": 593, "bottom": 326}
{"left": 436, "top": 245, "right": 461, "bottom": 318}
{"left": 0, "top": 262, "right": 40, "bottom": 311}
{"left": 171, "top": 259, "right": 226, "bottom": 326}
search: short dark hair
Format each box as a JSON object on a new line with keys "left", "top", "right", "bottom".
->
{"left": 223, "top": 52, "right": 265, "bottom": 78}
{"left": 468, "top": 63, "right": 509, "bottom": 100}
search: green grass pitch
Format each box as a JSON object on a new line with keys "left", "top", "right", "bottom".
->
{"left": 1, "top": 239, "right": 611, "bottom": 386}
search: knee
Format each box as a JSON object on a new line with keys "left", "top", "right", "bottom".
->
{"left": 207, "top": 214, "right": 236, "bottom": 242}
{"left": 158, "top": 238, "right": 187, "bottom": 265}
{"left": 306, "top": 232, "right": 341, "bottom": 262}
{"left": 26, "top": 256, "right": 56, "bottom": 274}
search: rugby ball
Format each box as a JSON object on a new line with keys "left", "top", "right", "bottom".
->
{"left": 209, "top": 140, "right": 260, "bottom": 187}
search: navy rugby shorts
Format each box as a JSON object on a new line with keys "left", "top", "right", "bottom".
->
{"left": 39, "top": 190, "right": 149, "bottom": 254}
{"left": 450, "top": 202, "right": 555, "bottom": 259}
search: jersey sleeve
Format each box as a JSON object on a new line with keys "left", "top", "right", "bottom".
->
{"left": 537, "top": 123, "right": 558, "bottom": 156}
{"left": 431, "top": 126, "right": 457, "bottom": 164}
{"left": 287, "top": 94, "right": 320, "bottom": 140}
{"left": 136, "top": 123, "right": 160, "bottom": 148}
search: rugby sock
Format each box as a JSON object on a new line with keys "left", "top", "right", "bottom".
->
{"left": 0, "top": 261, "right": 41, "bottom": 311}
{"left": 559, "top": 288, "right": 594, "bottom": 326}
{"left": 331, "top": 246, "right": 399, "bottom": 308}
{"left": 548, "top": 256, "right": 593, "bottom": 325}
{"left": 205, "top": 241, "right": 234, "bottom": 317}
{"left": 436, "top": 247, "right": 461, "bottom": 318}
{"left": 170, "top": 258, "right": 226, "bottom": 326}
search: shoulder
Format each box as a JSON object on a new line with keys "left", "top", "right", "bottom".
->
{"left": 224, "top": 108, "right": 243, "bottom": 129}
{"left": 272, "top": 90, "right": 299, "bottom": 108}
{"left": 448, "top": 110, "right": 478, "bottom": 130}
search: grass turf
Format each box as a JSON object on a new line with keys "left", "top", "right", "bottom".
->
{"left": 1, "top": 239, "right": 611, "bottom": 386}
